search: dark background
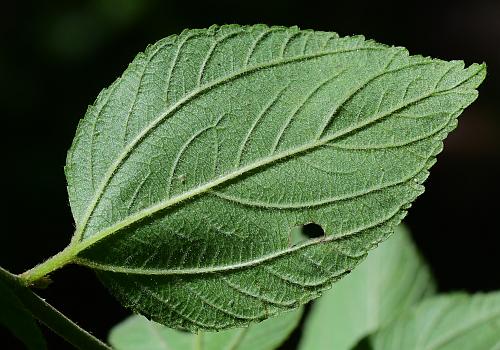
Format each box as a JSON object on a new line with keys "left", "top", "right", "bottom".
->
{"left": 1, "top": 0, "right": 499, "bottom": 348}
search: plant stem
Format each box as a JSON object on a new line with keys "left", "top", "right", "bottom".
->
{"left": 0, "top": 267, "right": 111, "bottom": 350}
{"left": 19, "top": 244, "right": 76, "bottom": 286}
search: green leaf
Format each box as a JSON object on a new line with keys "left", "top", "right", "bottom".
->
{"left": 368, "top": 292, "right": 500, "bottom": 349}
{"left": 298, "top": 225, "right": 434, "bottom": 350}
{"left": 63, "top": 24, "right": 485, "bottom": 331}
{"left": 109, "top": 308, "right": 302, "bottom": 350}
{"left": 0, "top": 279, "right": 47, "bottom": 350}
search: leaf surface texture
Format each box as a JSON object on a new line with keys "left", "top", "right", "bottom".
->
{"left": 65, "top": 24, "right": 485, "bottom": 331}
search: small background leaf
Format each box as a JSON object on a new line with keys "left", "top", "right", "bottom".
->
{"left": 0, "top": 279, "right": 47, "bottom": 350}
{"left": 298, "top": 224, "right": 434, "bottom": 350}
{"left": 109, "top": 307, "right": 302, "bottom": 350}
{"left": 369, "top": 292, "right": 500, "bottom": 350}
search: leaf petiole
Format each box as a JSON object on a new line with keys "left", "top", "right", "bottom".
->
{"left": 19, "top": 243, "right": 77, "bottom": 286}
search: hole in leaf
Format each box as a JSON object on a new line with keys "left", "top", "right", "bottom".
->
{"left": 302, "top": 223, "right": 325, "bottom": 238}
{"left": 288, "top": 223, "right": 325, "bottom": 247}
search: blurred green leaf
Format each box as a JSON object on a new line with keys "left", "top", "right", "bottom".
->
{"left": 109, "top": 307, "right": 302, "bottom": 350}
{"left": 369, "top": 292, "right": 500, "bottom": 349}
{"left": 299, "top": 225, "right": 434, "bottom": 350}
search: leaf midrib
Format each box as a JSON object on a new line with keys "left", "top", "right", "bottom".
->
{"left": 71, "top": 47, "right": 482, "bottom": 260}
{"left": 73, "top": 45, "right": 386, "bottom": 242}
{"left": 72, "top": 87, "right": 474, "bottom": 259}
{"left": 74, "top": 90, "right": 463, "bottom": 262}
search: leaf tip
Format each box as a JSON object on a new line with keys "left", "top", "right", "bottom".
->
{"left": 463, "top": 61, "right": 487, "bottom": 90}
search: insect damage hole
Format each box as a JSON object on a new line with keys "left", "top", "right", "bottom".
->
{"left": 289, "top": 223, "right": 325, "bottom": 247}
{"left": 302, "top": 223, "right": 325, "bottom": 239}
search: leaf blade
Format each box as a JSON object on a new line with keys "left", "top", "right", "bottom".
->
{"left": 65, "top": 25, "right": 485, "bottom": 331}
